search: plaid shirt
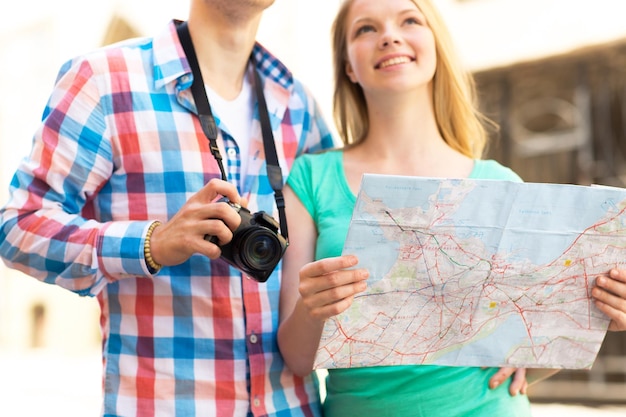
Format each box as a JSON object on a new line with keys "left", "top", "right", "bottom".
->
{"left": 0, "top": 21, "right": 336, "bottom": 417}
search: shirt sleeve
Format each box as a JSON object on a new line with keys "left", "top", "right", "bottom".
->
{"left": 293, "top": 80, "right": 339, "bottom": 155}
{"left": 0, "top": 56, "right": 152, "bottom": 297}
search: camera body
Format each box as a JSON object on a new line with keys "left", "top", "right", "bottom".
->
{"left": 205, "top": 199, "right": 287, "bottom": 283}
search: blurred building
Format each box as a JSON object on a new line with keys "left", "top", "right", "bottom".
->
{"left": 462, "top": 4, "right": 626, "bottom": 404}
{"left": 0, "top": 0, "right": 625, "bottom": 407}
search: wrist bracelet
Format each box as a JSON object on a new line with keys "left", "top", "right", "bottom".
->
{"left": 144, "top": 221, "right": 162, "bottom": 274}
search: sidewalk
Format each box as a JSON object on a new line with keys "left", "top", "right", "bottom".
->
{"left": 1, "top": 350, "right": 624, "bottom": 416}
{"left": 531, "top": 403, "right": 626, "bottom": 417}
{"left": 0, "top": 350, "right": 102, "bottom": 416}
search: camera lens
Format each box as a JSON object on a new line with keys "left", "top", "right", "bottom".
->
{"left": 236, "top": 229, "right": 283, "bottom": 271}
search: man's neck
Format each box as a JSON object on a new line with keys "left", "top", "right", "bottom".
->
{"left": 187, "top": 4, "right": 263, "bottom": 99}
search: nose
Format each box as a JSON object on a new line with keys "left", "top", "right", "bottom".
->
{"left": 380, "top": 35, "right": 401, "bottom": 49}
{"left": 379, "top": 25, "right": 402, "bottom": 49}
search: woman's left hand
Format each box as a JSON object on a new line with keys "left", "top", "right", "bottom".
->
{"left": 488, "top": 367, "right": 527, "bottom": 396}
{"left": 593, "top": 268, "right": 626, "bottom": 331}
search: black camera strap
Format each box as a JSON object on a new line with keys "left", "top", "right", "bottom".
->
{"left": 176, "top": 21, "right": 288, "bottom": 241}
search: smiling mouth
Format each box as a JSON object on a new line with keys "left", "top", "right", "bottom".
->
{"left": 377, "top": 56, "right": 414, "bottom": 69}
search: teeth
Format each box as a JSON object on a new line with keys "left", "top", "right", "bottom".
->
{"left": 379, "top": 56, "right": 412, "bottom": 69}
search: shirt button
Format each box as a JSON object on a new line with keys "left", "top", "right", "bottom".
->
{"left": 253, "top": 397, "right": 261, "bottom": 407}
{"left": 249, "top": 334, "right": 258, "bottom": 344}
{"left": 227, "top": 148, "right": 237, "bottom": 158}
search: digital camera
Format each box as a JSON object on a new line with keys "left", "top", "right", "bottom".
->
{"left": 205, "top": 199, "right": 287, "bottom": 283}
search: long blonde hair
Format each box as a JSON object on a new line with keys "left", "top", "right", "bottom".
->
{"left": 331, "top": 0, "right": 490, "bottom": 158}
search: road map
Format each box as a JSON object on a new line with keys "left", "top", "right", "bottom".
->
{"left": 314, "top": 175, "right": 626, "bottom": 370}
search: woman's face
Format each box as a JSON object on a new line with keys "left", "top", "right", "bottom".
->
{"left": 343, "top": 0, "right": 437, "bottom": 95}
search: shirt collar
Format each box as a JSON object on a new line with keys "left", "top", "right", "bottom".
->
{"left": 152, "top": 20, "right": 294, "bottom": 93}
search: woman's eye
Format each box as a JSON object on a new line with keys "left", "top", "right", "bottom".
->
{"left": 355, "top": 25, "right": 375, "bottom": 36}
{"left": 405, "top": 17, "right": 422, "bottom": 25}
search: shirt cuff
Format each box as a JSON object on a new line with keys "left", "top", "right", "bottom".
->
{"left": 97, "top": 220, "right": 157, "bottom": 279}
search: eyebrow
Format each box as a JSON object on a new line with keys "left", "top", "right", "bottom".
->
{"left": 351, "top": 8, "right": 425, "bottom": 25}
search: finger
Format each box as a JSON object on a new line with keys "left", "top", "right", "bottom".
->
{"left": 215, "top": 202, "right": 244, "bottom": 232}
{"left": 306, "top": 292, "right": 361, "bottom": 321}
{"left": 595, "top": 299, "right": 626, "bottom": 331}
{"left": 598, "top": 271, "right": 626, "bottom": 298}
{"left": 520, "top": 379, "right": 529, "bottom": 396}
{"left": 489, "top": 367, "right": 515, "bottom": 389}
{"left": 201, "top": 217, "right": 235, "bottom": 247}
{"left": 194, "top": 178, "right": 241, "bottom": 205}
{"left": 300, "top": 267, "right": 368, "bottom": 302}
{"left": 299, "top": 265, "right": 368, "bottom": 321}
{"left": 195, "top": 200, "right": 243, "bottom": 234}
{"left": 300, "top": 255, "right": 360, "bottom": 279}
{"left": 609, "top": 268, "right": 626, "bottom": 283}
{"left": 509, "top": 368, "right": 527, "bottom": 396}
{"left": 198, "top": 237, "right": 225, "bottom": 260}
{"left": 593, "top": 286, "right": 626, "bottom": 315}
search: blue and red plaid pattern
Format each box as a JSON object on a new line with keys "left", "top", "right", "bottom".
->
{"left": 0, "top": 20, "right": 336, "bottom": 417}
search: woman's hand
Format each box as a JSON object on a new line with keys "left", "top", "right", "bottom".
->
{"left": 297, "top": 255, "right": 369, "bottom": 323}
{"left": 593, "top": 268, "right": 626, "bottom": 331}
{"left": 489, "top": 367, "right": 559, "bottom": 396}
{"left": 489, "top": 367, "right": 528, "bottom": 396}
{"left": 277, "top": 254, "right": 369, "bottom": 376}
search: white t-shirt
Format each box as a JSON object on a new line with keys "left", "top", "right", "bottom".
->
{"left": 205, "top": 65, "right": 254, "bottom": 179}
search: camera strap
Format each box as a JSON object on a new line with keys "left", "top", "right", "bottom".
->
{"left": 176, "top": 21, "right": 288, "bottom": 241}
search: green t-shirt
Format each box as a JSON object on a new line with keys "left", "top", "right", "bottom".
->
{"left": 287, "top": 150, "right": 531, "bottom": 417}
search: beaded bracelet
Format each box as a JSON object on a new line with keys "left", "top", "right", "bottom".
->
{"left": 144, "top": 221, "right": 162, "bottom": 274}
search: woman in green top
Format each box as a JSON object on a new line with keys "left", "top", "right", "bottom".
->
{"left": 277, "top": 0, "right": 624, "bottom": 415}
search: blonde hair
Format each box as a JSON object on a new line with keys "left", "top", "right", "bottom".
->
{"left": 331, "top": 0, "right": 490, "bottom": 158}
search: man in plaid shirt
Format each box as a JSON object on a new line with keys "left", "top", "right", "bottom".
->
{"left": 0, "top": 0, "right": 336, "bottom": 416}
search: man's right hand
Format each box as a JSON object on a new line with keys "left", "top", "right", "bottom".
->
{"left": 149, "top": 178, "right": 244, "bottom": 266}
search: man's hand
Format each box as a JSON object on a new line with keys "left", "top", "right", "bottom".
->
{"left": 149, "top": 179, "right": 244, "bottom": 266}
